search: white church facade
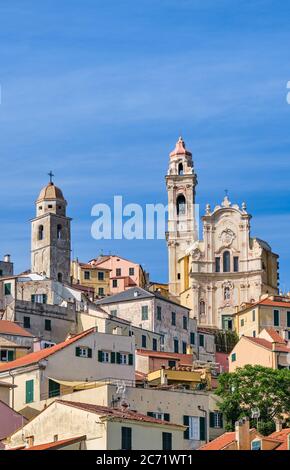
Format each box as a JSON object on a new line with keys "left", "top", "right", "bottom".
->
{"left": 166, "top": 138, "right": 279, "bottom": 329}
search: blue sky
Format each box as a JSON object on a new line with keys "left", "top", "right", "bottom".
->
{"left": 0, "top": 0, "right": 290, "bottom": 288}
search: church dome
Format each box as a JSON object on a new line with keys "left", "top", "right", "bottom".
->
{"left": 37, "top": 182, "right": 65, "bottom": 202}
{"left": 170, "top": 136, "right": 192, "bottom": 157}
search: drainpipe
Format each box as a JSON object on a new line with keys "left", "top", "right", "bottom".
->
{"left": 8, "top": 370, "right": 15, "bottom": 409}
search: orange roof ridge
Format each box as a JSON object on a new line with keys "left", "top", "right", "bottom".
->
{"left": 0, "top": 328, "right": 95, "bottom": 373}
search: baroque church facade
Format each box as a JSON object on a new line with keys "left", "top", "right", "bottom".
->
{"left": 166, "top": 138, "right": 279, "bottom": 329}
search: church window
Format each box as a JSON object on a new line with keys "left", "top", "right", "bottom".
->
{"left": 178, "top": 163, "right": 184, "bottom": 175}
{"left": 224, "top": 287, "right": 231, "bottom": 301}
{"left": 38, "top": 225, "right": 44, "bottom": 241}
{"left": 57, "top": 273, "right": 63, "bottom": 283}
{"left": 215, "top": 257, "right": 221, "bottom": 273}
{"left": 223, "top": 251, "right": 231, "bottom": 272}
{"left": 199, "top": 301, "right": 205, "bottom": 316}
{"left": 176, "top": 194, "right": 186, "bottom": 216}
{"left": 234, "top": 257, "right": 239, "bottom": 272}
{"left": 57, "top": 224, "right": 62, "bottom": 239}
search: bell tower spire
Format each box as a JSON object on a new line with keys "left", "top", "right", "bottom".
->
{"left": 166, "top": 137, "right": 198, "bottom": 296}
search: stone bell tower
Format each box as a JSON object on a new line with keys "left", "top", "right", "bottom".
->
{"left": 166, "top": 137, "right": 198, "bottom": 296}
{"left": 31, "top": 173, "right": 71, "bottom": 284}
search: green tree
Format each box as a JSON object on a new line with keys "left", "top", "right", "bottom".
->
{"left": 215, "top": 365, "right": 290, "bottom": 435}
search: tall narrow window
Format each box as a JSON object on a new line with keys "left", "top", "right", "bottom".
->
{"left": 274, "top": 310, "right": 280, "bottom": 327}
{"left": 199, "top": 301, "right": 205, "bottom": 316}
{"left": 57, "top": 273, "right": 63, "bottom": 283}
{"left": 38, "top": 225, "right": 44, "bottom": 241}
{"left": 176, "top": 194, "right": 186, "bottom": 216}
{"left": 178, "top": 163, "right": 184, "bottom": 175}
{"left": 224, "top": 287, "right": 231, "bottom": 301}
{"left": 234, "top": 256, "right": 239, "bottom": 272}
{"left": 215, "top": 257, "right": 221, "bottom": 273}
{"left": 223, "top": 251, "right": 231, "bottom": 272}
{"left": 57, "top": 224, "right": 62, "bottom": 240}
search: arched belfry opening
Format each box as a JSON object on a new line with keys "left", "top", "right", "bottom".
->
{"left": 176, "top": 194, "right": 186, "bottom": 216}
{"left": 178, "top": 163, "right": 184, "bottom": 175}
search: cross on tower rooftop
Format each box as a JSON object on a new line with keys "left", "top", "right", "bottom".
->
{"left": 48, "top": 171, "right": 54, "bottom": 184}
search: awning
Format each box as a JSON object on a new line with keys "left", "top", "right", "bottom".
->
{"left": 47, "top": 378, "right": 105, "bottom": 390}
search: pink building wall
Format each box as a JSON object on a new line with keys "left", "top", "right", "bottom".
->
{"left": 0, "top": 400, "right": 27, "bottom": 448}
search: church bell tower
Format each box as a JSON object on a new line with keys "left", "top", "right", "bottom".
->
{"left": 31, "top": 174, "right": 71, "bottom": 284}
{"left": 166, "top": 137, "right": 198, "bottom": 296}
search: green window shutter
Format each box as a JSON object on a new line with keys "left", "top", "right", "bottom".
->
{"left": 209, "top": 412, "right": 215, "bottom": 428}
{"left": 98, "top": 350, "right": 103, "bottom": 362}
{"left": 220, "top": 413, "right": 224, "bottom": 429}
{"left": 274, "top": 310, "right": 280, "bottom": 326}
{"left": 43, "top": 294, "right": 47, "bottom": 304}
{"left": 7, "top": 350, "right": 14, "bottom": 361}
{"left": 128, "top": 353, "right": 133, "bottom": 365}
{"left": 164, "top": 413, "right": 170, "bottom": 422}
{"left": 48, "top": 379, "right": 60, "bottom": 398}
{"left": 111, "top": 352, "right": 116, "bottom": 363}
{"left": 199, "top": 416, "right": 206, "bottom": 441}
{"left": 116, "top": 352, "right": 121, "bottom": 364}
{"left": 25, "top": 380, "right": 34, "bottom": 404}
{"left": 31, "top": 294, "right": 35, "bottom": 303}
{"left": 87, "top": 348, "right": 92, "bottom": 358}
{"left": 147, "top": 412, "right": 154, "bottom": 417}
{"left": 75, "top": 347, "right": 81, "bottom": 357}
{"left": 287, "top": 311, "right": 290, "bottom": 328}
{"left": 183, "top": 415, "right": 190, "bottom": 440}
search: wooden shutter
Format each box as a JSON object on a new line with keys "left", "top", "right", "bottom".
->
{"left": 147, "top": 412, "right": 154, "bottom": 417}
{"left": 25, "top": 380, "right": 34, "bottom": 404}
{"left": 43, "top": 294, "right": 47, "bottom": 304}
{"left": 209, "top": 412, "right": 215, "bottom": 428}
{"left": 220, "top": 413, "right": 224, "bottom": 428}
{"left": 128, "top": 353, "right": 133, "bottom": 365}
{"left": 199, "top": 416, "right": 206, "bottom": 441}
{"left": 111, "top": 352, "right": 116, "bottom": 363}
{"left": 75, "top": 347, "right": 81, "bottom": 357}
{"left": 31, "top": 294, "right": 35, "bottom": 303}
{"left": 87, "top": 348, "right": 92, "bottom": 358}
{"left": 116, "top": 352, "right": 121, "bottom": 364}
{"left": 164, "top": 413, "right": 170, "bottom": 422}
{"left": 98, "top": 350, "right": 103, "bottom": 362}
{"left": 7, "top": 350, "right": 14, "bottom": 361}
{"left": 162, "top": 432, "right": 172, "bottom": 450}
{"left": 183, "top": 415, "right": 190, "bottom": 439}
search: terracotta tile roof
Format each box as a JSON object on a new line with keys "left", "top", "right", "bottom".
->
{"left": 244, "top": 336, "right": 290, "bottom": 353}
{"left": 270, "top": 429, "right": 290, "bottom": 450}
{"left": 0, "top": 320, "right": 34, "bottom": 338}
{"left": 199, "top": 432, "right": 236, "bottom": 450}
{"left": 264, "top": 328, "right": 287, "bottom": 344}
{"left": 57, "top": 400, "right": 184, "bottom": 428}
{"left": 136, "top": 349, "right": 193, "bottom": 362}
{"left": 23, "top": 435, "right": 86, "bottom": 451}
{"left": 237, "top": 297, "right": 290, "bottom": 314}
{"left": 79, "top": 262, "right": 110, "bottom": 271}
{"left": 0, "top": 336, "right": 29, "bottom": 349}
{"left": 0, "top": 328, "right": 95, "bottom": 373}
{"left": 135, "top": 371, "right": 147, "bottom": 381}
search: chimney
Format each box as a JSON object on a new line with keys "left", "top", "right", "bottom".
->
{"left": 235, "top": 417, "right": 250, "bottom": 450}
{"left": 274, "top": 418, "right": 283, "bottom": 433}
{"left": 4, "top": 254, "right": 11, "bottom": 263}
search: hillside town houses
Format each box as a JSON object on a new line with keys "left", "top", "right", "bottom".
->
{"left": 0, "top": 137, "right": 289, "bottom": 451}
